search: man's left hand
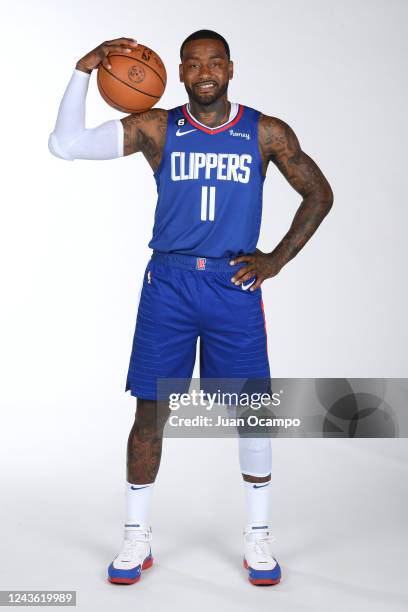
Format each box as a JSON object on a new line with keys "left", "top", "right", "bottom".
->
{"left": 229, "top": 249, "right": 281, "bottom": 291}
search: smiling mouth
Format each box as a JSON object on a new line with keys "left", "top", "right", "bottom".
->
{"left": 195, "top": 81, "right": 217, "bottom": 91}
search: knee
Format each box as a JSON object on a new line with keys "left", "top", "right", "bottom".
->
{"left": 238, "top": 436, "right": 272, "bottom": 479}
{"left": 131, "top": 399, "right": 170, "bottom": 440}
{"left": 239, "top": 436, "right": 271, "bottom": 457}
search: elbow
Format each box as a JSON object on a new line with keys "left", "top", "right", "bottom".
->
{"left": 319, "top": 182, "right": 334, "bottom": 214}
{"left": 48, "top": 133, "right": 74, "bottom": 161}
{"left": 325, "top": 185, "right": 334, "bottom": 212}
{"left": 307, "top": 185, "right": 334, "bottom": 217}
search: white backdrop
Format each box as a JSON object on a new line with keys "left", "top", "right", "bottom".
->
{"left": 0, "top": 1, "right": 407, "bottom": 610}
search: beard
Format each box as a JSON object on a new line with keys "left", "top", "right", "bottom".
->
{"left": 185, "top": 80, "right": 229, "bottom": 106}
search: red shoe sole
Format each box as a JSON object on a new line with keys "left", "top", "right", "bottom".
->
{"left": 108, "top": 556, "right": 154, "bottom": 585}
{"left": 243, "top": 558, "right": 281, "bottom": 586}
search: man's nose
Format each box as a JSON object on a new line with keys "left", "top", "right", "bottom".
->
{"left": 198, "top": 64, "right": 212, "bottom": 79}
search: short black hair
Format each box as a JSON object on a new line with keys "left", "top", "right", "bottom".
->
{"left": 180, "top": 29, "right": 230, "bottom": 61}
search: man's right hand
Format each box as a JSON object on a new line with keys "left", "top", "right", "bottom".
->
{"left": 75, "top": 37, "right": 139, "bottom": 74}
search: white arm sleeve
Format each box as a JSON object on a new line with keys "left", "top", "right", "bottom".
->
{"left": 48, "top": 69, "right": 124, "bottom": 161}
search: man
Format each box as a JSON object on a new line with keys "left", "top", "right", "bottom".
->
{"left": 49, "top": 29, "right": 333, "bottom": 586}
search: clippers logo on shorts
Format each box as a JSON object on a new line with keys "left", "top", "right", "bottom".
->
{"left": 196, "top": 257, "right": 206, "bottom": 270}
{"left": 149, "top": 103, "right": 265, "bottom": 258}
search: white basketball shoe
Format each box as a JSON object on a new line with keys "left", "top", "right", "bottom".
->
{"left": 108, "top": 522, "right": 153, "bottom": 584}
{"left": 243, "top": 523, "right": 281, "bottom": 585}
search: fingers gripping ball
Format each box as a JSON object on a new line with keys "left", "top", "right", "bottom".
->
{"left": 97, "top": 44, "right": 166, "bottom": 113}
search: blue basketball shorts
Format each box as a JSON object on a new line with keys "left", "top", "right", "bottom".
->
{"left": 125, "top": 251, "right": 270, "bottom": 400}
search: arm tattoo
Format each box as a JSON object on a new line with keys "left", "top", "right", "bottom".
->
{"left": 258, "top": 113, "right": 334, "bottom": 267}
{"left": 121, "top": 109, "right": 168, "bottom": 172}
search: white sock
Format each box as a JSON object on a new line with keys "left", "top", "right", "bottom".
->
{"left": 243, "top": 479, "right": 271, "bottom": 526}
{"left": 125, "top": 481, "right": 154, "bottom": 526}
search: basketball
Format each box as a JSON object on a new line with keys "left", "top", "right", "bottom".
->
{"left": 97, "top": 44, "right": 167, "bottom": 113}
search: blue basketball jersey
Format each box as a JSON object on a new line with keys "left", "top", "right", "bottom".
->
{"left": 148, "top": 103, "right": 265, "bottom": 258}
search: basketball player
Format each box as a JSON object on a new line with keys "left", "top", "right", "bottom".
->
{"left": 49, "top": 30, "right": 333, "bottom": 586}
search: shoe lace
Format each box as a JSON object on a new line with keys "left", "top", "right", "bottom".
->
{"left": 120, "top": 530, "right": 151, "bottom": 560}
{"left": 247, "top": 532, "right": 276, "bottom": 561}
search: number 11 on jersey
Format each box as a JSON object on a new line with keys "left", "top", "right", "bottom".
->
{"left": 201, "top": 186, "right": 216, "bottom": 221}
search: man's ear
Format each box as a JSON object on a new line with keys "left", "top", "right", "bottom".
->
{"left": 229, "top": 60, "right": 234, "bottom": 80}
{"left": 179, "top": 64, "right": 184, "bottom": 82}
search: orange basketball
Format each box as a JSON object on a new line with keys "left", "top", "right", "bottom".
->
{"left": 97, "top": 43, "right": 167, "bottom": 113}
